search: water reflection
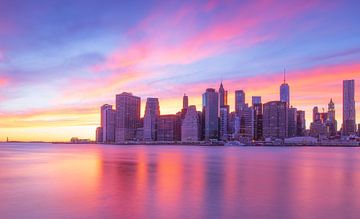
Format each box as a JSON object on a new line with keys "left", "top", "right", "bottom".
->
{"left": 1, "top": 144, "right": 360, "bottom": 219}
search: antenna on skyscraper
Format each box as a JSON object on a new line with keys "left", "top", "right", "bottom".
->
{"left": 283, "top": 68, "right": 286, "bottom": 84}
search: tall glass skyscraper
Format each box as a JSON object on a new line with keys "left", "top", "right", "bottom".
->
{"left": 343, "top": 80, "right": 356, "bottom": 135}
{"left": 115, "top": 92, "right": 141, "bottom": 142}
{"left": 202, "top": 88, "right": 219, "bottom": 140}
{"left": 235, "top": 90, "right": 245, "bottom": 113}
{"left": 144, "top": 98, "right": 160, "bottom": 141}
{"left": 280, "top": 70, "right": 290, "bottom": 105}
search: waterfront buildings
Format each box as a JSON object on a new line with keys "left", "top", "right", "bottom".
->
{"left": 115, "top": 92, "right": 141, "bottom": 142}
{"left": 263, "top": 101, "right": 288, "bottom": 139}
{"left": 296, "top": 110, "right": 306, "bottom": 136}
{"left": 343, "top": 80, "right": 356, "bottom": 135}
{"left": 144, "top": 98, "right": 160, "bottom": 141}
{"left": 181, "top": 105, "right": 201, "bottom": 141}
{"left": 252, "top": 98, "right": 263, "bottom": 140}
{"left": 203, "top": 88, "right": 219, "bottom": 140}
{"left": 157, "top": 114, "right": 181, "bottom": 141}
{"left": 219, "top": 106, "right": 229, "bottom": 140}
{"left": 235, "top": 90, "right": 246, "bottom": 113}
{"left": 96, "top": 78, "right": 357, "bottom": 144}
{"left": 96, "top": 127, "right": 103, "bottom": 143}
{"left": 288, "top": 107, "right": 297, "bottom": 137}
{"left": 327, "top": 99, "right": 337, "bottom": 136}
{"left": 219, "top": 82, "right": 229, "bottom": 141}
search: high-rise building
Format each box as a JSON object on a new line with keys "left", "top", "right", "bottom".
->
{"left": 263, "top": 101, "right": 288, "bottom": 139}
{"left": 280, "top": 70, "right": 290, "bottom": 106}
{"left": 343, "top": 80, "right": 356, "bottom": 135}
{"left": 181, "top": 105, "right": 201, "bottom": 142}
{"left": 96, "top": 127, "right": 103, "bottom": 143}
{"left": 157, "top": 114, "right": 181, "bottom": 141}
{"left": 101, "top": 104, "right": 116, "bottom": 143}
{"left": 326, "top": 98, "right": 337, "bottom": 136}
{"left": 252, "top": 98, "right": 263, "bottom": 140}
{"left": 288, "top": 107, "right": 297, "bottom": 137}
{"left": 219, "top": 106, "right": 229, "bottom": 140}
{"left": 238, "top": 105, "right": 254, "bottom": 140}
{"left": 235, "top": 90, "right": 246, "bottom": 113}
{"left": 228, "top": 112, "right": 240, "bottom": 139}
{"left": 296, "top": 110, "right": 306, "bottom": 136}
{"left": 144, "top": 98, "right": 160, "bottom": 141}
{"left": 183, "top": 94, "right": 188, "bottom": 109}
{"left": 219, "top": 82, "right": 228, "bottom": 107}
{"left": 115, "top": 92, "right": 141, "bottom": 142}
{"left": 252, "top": 96, "right": 261, "bottom": 105}
{"left": 202, "top": 88, "right": 219, "bottom": 140}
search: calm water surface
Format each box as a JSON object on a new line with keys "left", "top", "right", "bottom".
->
{"left": 1, "top": 143, "right": 360, "bottom": 219}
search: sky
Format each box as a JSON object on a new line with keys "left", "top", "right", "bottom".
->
{"left": 0, "top": 0, "right": 360, "bottom": 141}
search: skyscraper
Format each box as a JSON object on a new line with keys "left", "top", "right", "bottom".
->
{"left": 280, "top": 70, "right": 290, "bottom": 106}
{"left": 288, "top": 107, "right": 297, "bottom": 137}
{"left": 219, "top": 82, "right": 229, "bottom": 140}
{"left": 238, "top": 105, "right": 254, "bottom": 140}
{"left": 183, "top": 94, "right": 188, "bottom": 109}
{"left": 253, "top": 99, "right": 263, "bottom": 141}
{"left": 181, "top": 105, "right": 201, "bottom": 142}
{"left": 115, "top": 92, "right": 141, "bottom": 142}
{"left": 252, "top": 96, "right": 261, "bottom": 105}
{"left": 263, "top": 101, "right": 288, "bottom": 139}
{"left": 219, "top": 82, "right": 228, "bottom": 107}
{"left": 296, "top": 110, "right": 306, "bottom": 136}
{"left": 219, "top": 105, "right": 229, "bottom": 140}
{"left": 343, "top": 80, "right": 356, "bottom": 135}
{"left": 157, "top": 114, "right": 181, "bottom": 141}
{"left": 235, "top": 90, "right": 246, "bottom": 113}
{"left": 96, "top": 127, "right": 103, "bottom": 143}
{"left": 144, "top": 98, "right": 160, "bottom": 141}
{"left": 101, "top": 104, "right": 116, "bottom": 143}
{"left": 327, "top": 98, "right": 337, "bottom": 136}
{"left": 202, "top": 88, "right": 219, "bottom": 140}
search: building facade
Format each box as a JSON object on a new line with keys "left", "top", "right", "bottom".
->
{"left": 263, "top": 101, "right": 288, "bottom": 139}
{"left": 288, "top": 107, "right": 297, "bottom": 137}
{"left": 115, "top": 92, "right": 141, "bottom": 142}
{"left": 343, "top": 80, "right": 356, "bottom": 135}
{"left": 202, "top": 88, "right": 219, "bottom": 140}
{"left": 296, "top": 110, "right": 306, "bottom": 136}
{"left": 144, "top": 98, "right": 160, "bottom": 141}
{"left": 157, "top": 114, "right": 181, "bottom": 141}
{"left": 235, "top": 90, "right": 246, "bottom": 113}
{"left": 181, "top": 105, "right": 201, "bottom": 142}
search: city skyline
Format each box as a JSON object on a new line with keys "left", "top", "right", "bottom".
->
{"left": 0, "top": 1, "right": 360, "bottom": 141}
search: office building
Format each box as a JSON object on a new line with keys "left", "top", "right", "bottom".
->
{"left": 219, "top": 82, "right": 228, "bottom": 107}
{"left": 181, "top": 105, "right": 201, "bottom": 142}
{"left": 157, "top": 114, "right": 181, "bottom": 141}
{"left": 219, "top": 105, "right": 229, "bottom": 140}
{"left": 238, "top": 105, "right": 254, "bottom": 140}
{"left": 343, "top": 80, "right": 356, "bottom": 135}
{"left": 202, "top": 88, "right": 219, "bottom": 140}
{"left": 144, "top": 98, "right": 160, "bottom": 141}
{"left": 263, "top": 101, "right": 288, "bottom": 139}
{"left": 288, "top": 107, "right": 297, "bottom": 137}
{"left": 296, "top": 110, "right": 306, "bottom": 136}
{"left": 252, "top": 96, "right": 261, "bottom": 105}
{"left": 96, "top": 127, "right": 103, "bottom": 143}
{"left": 252, "top": 99, "right": 263, "bottom": 140}
{"left": 115, "top": 92, "right": 141, "bottom": 142}
{"left": 326, "top": 98, "right": 337, "bottom": 136}
{"left": 280, "top": 70, "right": 290, "bottom": 105}
{"left": 101, "top": 104, "right": 116, "bottom": 143}
{"left": 235, "top": 90, "right": 246, "bottom": 113}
